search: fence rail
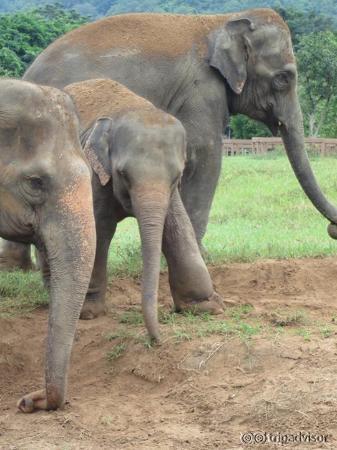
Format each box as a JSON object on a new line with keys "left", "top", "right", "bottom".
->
{"left": 223, "top": 137, "right": 337, "bottom": 156}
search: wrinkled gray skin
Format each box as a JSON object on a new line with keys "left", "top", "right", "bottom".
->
{"left": 0, "top": 79, "right": 96, "bottom": 412}
{"left": 61, "top": 79, "right": 222, "bottom": 341}
{"left": 2, "top": 8, "right": 337, "bottom": 270}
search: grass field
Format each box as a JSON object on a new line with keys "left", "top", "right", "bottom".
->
{"left": 2, "top": 152, "right": 337, "bottom": 315}
{"left": 110, "top": 152, "right": 337, "bottom": 273}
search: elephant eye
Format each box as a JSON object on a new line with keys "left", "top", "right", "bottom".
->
{"left": 273, "top": 72, "right": 290, "bottom": 91}
{"left": 117, "top": 168, "right": 130, "bottom": 186}
{"left": 26, "top": 176, "right": 44, "bottom": 190}
{"left": 21, "top": 175, "right": 46, "bottom": 205}
{"left": 117, "top": 168, "right": 126, "bottom": 178}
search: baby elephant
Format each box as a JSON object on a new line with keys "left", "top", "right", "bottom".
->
{"left": 64, "top": 79, "right": 224, "bottom": 341}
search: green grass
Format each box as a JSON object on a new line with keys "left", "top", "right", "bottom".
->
{"left": 295, "top": 328, "right": 312, "bottom": 341}
{"left": 0, "top": 270, "right": 47, "bottom": 317}
{"left": 104, "top": 304, "right": 337, "bottom": 361}
{"left": 107, "top": 342, "right": 127, "bottom": 361}
{"left": 118, "top": 310, "right": 144, "bottom": 325}
{"left": 2, "top": 153, "right": 337, "bottom": 317}
{"left": 104, "top": 304, "right": 263, "bottom": 359}
{"left": 109, "top": 153, "right": 337, "bottom": 274}
{"left": 268, "top": 309, "right": 308, "bottom": 327}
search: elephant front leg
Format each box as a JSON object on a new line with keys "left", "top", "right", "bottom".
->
{"left": 162, "top": 189, "right": 224, "bottom": 315}
{"left": 80, "top": 222, "right": 116, "bottom": 320}
{"left": 0, "top": 240, "right": 34, "bottom": 271}
{"left": 179, "top": 124, "right": 223, "bottom": 248}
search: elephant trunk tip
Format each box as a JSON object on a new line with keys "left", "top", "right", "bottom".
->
{"left": 142, "top": 300, "right": 161, "bottom": 343}
{"left": 327, "top": 223, "right": 337, "bottom": 240}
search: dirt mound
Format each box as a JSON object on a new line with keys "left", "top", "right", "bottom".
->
{"left": 1, "top": 258, "right": 337, "bottom": 449}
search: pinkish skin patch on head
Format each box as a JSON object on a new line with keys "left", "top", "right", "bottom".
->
{"left": 57, "top": 174, "right": 96, "bottom": 263}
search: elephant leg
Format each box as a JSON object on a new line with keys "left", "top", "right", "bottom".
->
{"left": 180, "top": 140, "right": 223, "bottom": 247}
{"left": 0, "top": 240, "right": 34, "bottom": 271}
{"left": 162, "top": 189, "right": 224, "bottom": 315}
{"left": 37, "top": 249, "right": 50, "bottom": 291}
{"left": 80, "top": 221, "right": 116, "bottom": 320}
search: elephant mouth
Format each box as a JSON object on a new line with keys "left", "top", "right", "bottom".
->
{"left": 267, "top": 120, "right": 282, "bottom": 137}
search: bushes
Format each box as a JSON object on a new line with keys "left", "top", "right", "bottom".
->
{"left": 0, "top": 5, "right": 87, "bottom": 77}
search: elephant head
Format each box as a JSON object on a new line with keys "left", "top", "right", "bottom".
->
{"left": 208, "top": 9, "right": 337, "bottom": 237}
{"left": 0, "top": 79, "right": 96, "bottom": 411}
{"left": 81, "top": 112, "right": 186, "bottom": 341}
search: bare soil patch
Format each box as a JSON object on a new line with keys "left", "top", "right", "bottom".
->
{"left": 1, "top": 258, "right": 337, "bottom": 449}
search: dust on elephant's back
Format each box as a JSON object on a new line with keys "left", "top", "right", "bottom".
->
{"left": 67, "top": 79, "right": 176, "bottom": 130}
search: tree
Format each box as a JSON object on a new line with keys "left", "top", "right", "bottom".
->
{"left": 0, "top": 0, "right": 336, "bottom": 27}
{"left": 276, "top": 7, "right": 335, "bottom": 48}
{"left": 297, "top": 31, "right": 337, "bottom": 137}
{"left": 107, "top": 0, "right": 196, "bottom": 15}
{"left": 229, "top": 114, "right": 271, "bottom": 139}
{"left": 0, "top": 5, "right": 87, "bottom": 77}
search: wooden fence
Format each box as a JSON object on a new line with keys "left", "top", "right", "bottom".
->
{"left": 223, "top": 137, "right": 337, "bottom": 156}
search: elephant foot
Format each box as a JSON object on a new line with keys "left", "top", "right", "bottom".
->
{"left": 174, "top": 291, "right": 228, "bottom": 315}
{"left": 17, "top": 390, "right": 48, "bottom": 413}
{"left": 80, "top": 299, "right": 106, "bottom": 320}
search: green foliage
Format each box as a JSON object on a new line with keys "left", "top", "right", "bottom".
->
{"left": 230, "top": 114, "right": 271, "bottom": 139}
{"left": 0, "top": 5, "right": 87, "bottom": 77}
{"left": 108, "top": 0, "right": 196, "bottom": 15}
{"left": 297, "top": 31, "right": 337, "bottom": 137}
{"left": 322, "top": 98, "right": 337, "bottom": 137}
{"left": 0, "top": 0, "right": 337, "bottom": 25}
{"left": 276, "top": 7, "right": 336, "bottom": 48}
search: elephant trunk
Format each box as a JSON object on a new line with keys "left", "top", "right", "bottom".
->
{"left": 131, "top": 186, "right": 170, "bottom": 342}
{"left": 41, "top": 176, "right": 96, "bottom": 409}
{"left": 281, "top": 105, "right": 337, "bottom": 238}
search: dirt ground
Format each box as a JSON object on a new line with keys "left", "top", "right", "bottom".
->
{"left": 1, "top": 258, "right": 337, "bottom": 449}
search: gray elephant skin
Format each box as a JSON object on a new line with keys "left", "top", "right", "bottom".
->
{"left": 2, "top": 7, "right": 337, "bottom": 271}
{"left": 0, "top": 79, "right": 96, "bottom": 412}
{"left": 23, "top": 8, "right": 337, "bottom": 235}
{"left": 63, "top": 78, "right": 223, "bottom": 341}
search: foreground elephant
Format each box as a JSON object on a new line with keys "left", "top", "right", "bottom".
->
{"left": 0, "top": 79, "right": 96, "bottom": 412}
{"left": 2, "top": 8, "right": 337, "bottom": 268}
{"left": 62, "top": 79, "right": 222, "bottom": 340}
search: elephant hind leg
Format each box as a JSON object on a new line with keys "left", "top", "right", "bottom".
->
{"left": 0, "top": 240, "right": 35, "bottom": 271}
{"left": 81, "top": 221, "right": 116, "bottom": 320}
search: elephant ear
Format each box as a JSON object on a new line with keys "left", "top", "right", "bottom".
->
{"left": 81, "top": 117, "right": 114, "bottom": 186}
{"left": 209, "top": 18, "right": 255, "bottom": 94}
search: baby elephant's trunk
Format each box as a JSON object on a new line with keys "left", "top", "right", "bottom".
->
{"left": 132, "top": 186, "right": 170, "bottom": 341}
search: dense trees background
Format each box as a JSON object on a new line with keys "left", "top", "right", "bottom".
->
{"left": 0, "top": 1, "right": 336, "bottom": 138}
{"left": 0, "top": 5, "right": 85, "bottom": 76}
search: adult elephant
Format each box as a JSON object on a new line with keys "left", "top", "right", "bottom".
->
{"left": 0, "top": 79, "right": 96, "bottom": 412}
{"left": 2, "top": 7, "right": 337, "bottom": 271}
